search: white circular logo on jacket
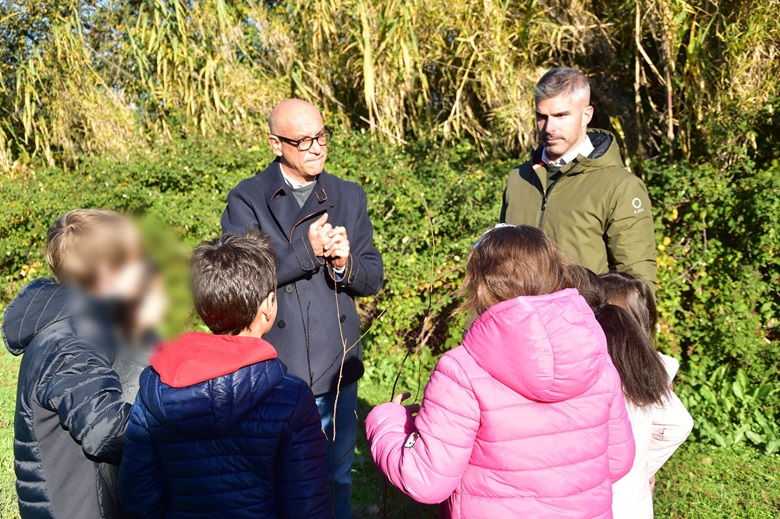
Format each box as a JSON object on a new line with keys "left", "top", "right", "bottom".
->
{"left": 632, "top": 198, "right": 642, "bottom": 209}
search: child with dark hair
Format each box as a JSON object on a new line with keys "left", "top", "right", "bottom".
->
{"left": 366, "top": 225, "right": 635, "bottom": 518}
{"left": 2, "top": 209, "right": 149, "bottom": 519}
{"left": 575, "top": 269, "right": 693, "bottom": 518}
{"left": 117, "top": 232, "right": 331, "bottom": 519}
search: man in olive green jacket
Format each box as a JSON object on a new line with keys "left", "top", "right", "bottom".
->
{"left": 501, "top": 67, "right": 657, "bottom": 292}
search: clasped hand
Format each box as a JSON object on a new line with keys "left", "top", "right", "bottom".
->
{"left": 308, "top": 213, "right": 350, "bottom": 269}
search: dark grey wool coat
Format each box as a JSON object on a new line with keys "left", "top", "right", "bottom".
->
{"left": 221, "top": 160, "right": 384, "bottom": 396}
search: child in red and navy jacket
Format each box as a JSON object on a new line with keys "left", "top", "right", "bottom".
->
{"left": 118, "top": 233, "right": 332, "bottom": 519}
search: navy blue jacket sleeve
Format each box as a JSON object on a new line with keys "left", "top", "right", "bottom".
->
{"left": 221, "top": 187, "right": 322, "bottom": 286}
{"left": 36, "top": 336, "right": 132, "bottom": 463}
{"left": 275, "top": 383, "right": 332, "bottom": 518}
{"left": 330, "top": 188, "right": 383, "bottom": 297}
{"left": 118, "top": 404, "right": 168, "bottom": 519}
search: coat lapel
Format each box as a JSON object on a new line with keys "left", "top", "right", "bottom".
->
{"left": 264, "top": 161, "right": 299, "bottom": 238}
{"left": 263, "top": 161, "right": 332, "bottom": 242}
{"left": 289, "top": 172, "right": 330, "bottom": 241}
{"left": 521, "top": 147, "right": 546, "bottom": 196}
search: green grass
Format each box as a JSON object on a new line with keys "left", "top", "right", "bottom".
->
{"left": 653, "top": 443, "right": 780, "bottom": 518}
{"left": 1, "top": 350, "right": 778, "bottom": 518}
{"left": 1, "top": 352, "right": 20, "bottom": 519}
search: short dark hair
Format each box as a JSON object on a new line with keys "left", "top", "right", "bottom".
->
{"left": 459, "top": 225, "right": 575, "bottom": 315}
{"left": 534, "top": 67, "right": 590, "bottom": 104}
{"left": 191, "top": 232, "right": 278, "bottom": 335}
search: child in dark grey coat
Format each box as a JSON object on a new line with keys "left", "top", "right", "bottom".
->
{"left": 2, "top": 209, "right": 151, "bottom": 519}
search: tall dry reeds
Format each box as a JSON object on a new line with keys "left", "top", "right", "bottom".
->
{"left": 0, "top": 0, "right": 777, "bottom": 168}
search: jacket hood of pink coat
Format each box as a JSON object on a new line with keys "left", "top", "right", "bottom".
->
{"left": 463, "top": 288, "right": 607, "bottom": 403}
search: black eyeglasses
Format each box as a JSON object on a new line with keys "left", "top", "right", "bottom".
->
{"left": 274, "top": 127, "right": 333, "bottom": 151}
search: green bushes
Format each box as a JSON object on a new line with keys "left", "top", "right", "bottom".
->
{"left": 650, "top": 158, "right": 780, "bottom": 452}
{"left": 328, "top": 138, "right": 509, "bottom": 354}
{"left": 0, "top": 133, "right": 507, "bottom": 353}
{"left": 2, "top": 133, "right": 779, "bottom": 453}
{"left": 0, "top": 136, "right": 264, "bottom": 308}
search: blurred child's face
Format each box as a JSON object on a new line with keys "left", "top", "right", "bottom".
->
{"left": 93, "top": 259, "right": 147, "bottom": 301}
{"left": 135, "top": 275, "right": 168, "bottom": 334}
{"left": 75, "top": 219, "right": 147, "bottom": 300}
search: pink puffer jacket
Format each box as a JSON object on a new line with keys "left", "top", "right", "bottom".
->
{"left": 366, "top": 289, "right": 635, "bottom": 518}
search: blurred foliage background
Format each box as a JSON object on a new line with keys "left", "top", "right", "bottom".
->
{"left": 1, "top": 0, "right": 779, "bottom": 466}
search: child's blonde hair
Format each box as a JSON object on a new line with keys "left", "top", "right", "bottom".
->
{"left": 46, "top": 209, "right": 143, "bottom": 289}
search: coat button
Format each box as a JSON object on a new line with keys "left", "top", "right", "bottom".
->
{"left": 284, "top": 285, "right": 294, "bottom": 294}
{"left": 340, "top": 315, "right": 346, "bottom": 323}
{"left": 303, "top": 261, "right": 311, "bottom": 269}
{"left": 278, "top": 320, "right": 286, "bottom": 329}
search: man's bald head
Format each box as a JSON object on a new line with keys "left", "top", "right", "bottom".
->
{"left": 267, "top": 99, "right": 328, "bottom": 183}
{"left": 269, "top": 99, "right": 322, "bottom": 135}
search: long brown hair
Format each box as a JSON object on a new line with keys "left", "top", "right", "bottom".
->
{"left": 571, "top": 266, "right": 669, "bottom": 407}
{"left": 601, "top": 272, "right": 657, "bottom": 341}
{"left": 460, "top": 225, "right": 574, "bottom": 315}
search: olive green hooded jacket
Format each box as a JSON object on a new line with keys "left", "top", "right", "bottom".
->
{"left": 500, "top": 129, "right": 657, "bottom": 293}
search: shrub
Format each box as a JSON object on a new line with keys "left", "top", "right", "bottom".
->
{"left": 0, "top": 136, "right": 266, "bottom": 333}
{"left": 327, "top": 137, "right": 508, "bottom": 354}
{"left": 2, "top": 133, "right": 779, "bottom": 453}
{"left": 649, "top": 158, "right": 780, "bottom": 453}
{"left": 0, "top": 132, "right": 507, "bottom": 354}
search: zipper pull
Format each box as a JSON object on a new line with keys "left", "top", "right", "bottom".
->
{"left": 538, "top": 197, "right": 549, "bottom": 229}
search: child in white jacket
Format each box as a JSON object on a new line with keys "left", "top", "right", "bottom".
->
{"left": 600, "top": 272, "right": 694, "bottom": 518}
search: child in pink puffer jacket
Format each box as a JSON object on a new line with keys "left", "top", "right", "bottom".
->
{"left": 366, "top": 225, "right": 635, "bottom": 519}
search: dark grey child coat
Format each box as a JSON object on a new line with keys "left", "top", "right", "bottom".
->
{"left": 221, "top": 160, "right": 384, "bottom": 396}
{"left": 2, "top": 278, "right": 131, "bottom": 519}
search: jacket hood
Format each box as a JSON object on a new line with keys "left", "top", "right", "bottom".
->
{"left": 142, "top": 332, "right": 284, "bottom": 435}
{"left": 463, "top": 289, "right": 608, "bottom": 403}
{"left": 2, "top": 277, "right": 105, "bottom": 355}
{"left": 577, "top": 129, "right": 624, "bottom": 170}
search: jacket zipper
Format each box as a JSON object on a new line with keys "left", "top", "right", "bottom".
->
{"left": 538, "top": 192, "right": 548, "bottom": 228}
{"left": 538, "top": 177, "right": 560, "bottom": 229}
{"left": 538, "top": 167, "right": 578, "bottom": 229}
{"left": 288, "top": 208, "right": 328, "bottom": 390}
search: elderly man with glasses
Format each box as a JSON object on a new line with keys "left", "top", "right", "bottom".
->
{"left": 221, "top": 99, "right": 384, "bottom": 518}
